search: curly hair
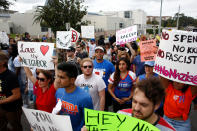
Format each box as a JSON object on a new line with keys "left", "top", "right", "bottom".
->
{"left": 136, "top": 77, "right": 165, "bottom": 105}
{"left": 112, "top": 57, "right": 131, "bottom": 88}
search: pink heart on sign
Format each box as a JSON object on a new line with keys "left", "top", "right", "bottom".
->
{"left": 40, "top": 45, "right": 49, "bottom": 56}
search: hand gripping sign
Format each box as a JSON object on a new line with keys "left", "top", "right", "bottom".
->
{"left": 85, "top": 108, "right": 160, "bottom": 131}
{"left": 18, "top": 41, "right": 54, "bottom": 70}
{"left": 154, "top": 29, "right": 197, "bottom": 85}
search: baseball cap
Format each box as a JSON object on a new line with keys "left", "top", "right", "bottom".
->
{"left": 67, "top": 46, "right": 75, "bottom": 52}
{"left": 90, "top": 38, "right": 95, "bottom": 42}
{"left": 144, "top": 61, "right": 155, "bottom": 67}
{"left": 95, "top": 46, "right": 104, "bottom": 52}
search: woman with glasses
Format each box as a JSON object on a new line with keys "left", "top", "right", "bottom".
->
{"left": 24, "top": 67, "right": 57, "bottom": 113}
{"left": 108, "top": 57, "right": 136, "bottom": 112}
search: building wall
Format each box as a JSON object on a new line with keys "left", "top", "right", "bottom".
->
{"left": 10, "top": 10, "right": 49, "bottom": 37}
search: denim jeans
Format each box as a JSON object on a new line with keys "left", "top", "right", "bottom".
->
{"left": 164, "top": 115, "right": 191, "bottom": 131}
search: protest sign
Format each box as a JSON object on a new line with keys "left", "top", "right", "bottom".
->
{"left": 140, "top": 40, "right": 158, "bottom": 62}
{"left": 56, "top": 31, "right": 72, "bottom": 49}
{"left": 81, "top": 26, "right": 95, "bottom": 38}
{"left": 18, "top": 41, "right": 54, "bottom": 70}
{"left": 154, "top": 29, "right": 197, "bottom": 85}
{"left": 22, "top": 107, "right": 73, "bottom": 131}
{"left": 0, "top": 31, "right": 9, "bottom": 45}
{"left": 84, "top": 108, "right": 160, "bottom": 131}
{"left": 116, "top": 25, "right": 137, "bottom": 45}
{"left": 70, "top": 28, "right": 80, "bottom": 44}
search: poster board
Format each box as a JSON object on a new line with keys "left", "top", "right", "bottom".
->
{"left": 56, "top": 31, "right": 72, "bottom": 49}
{"left": 116, "top": 25, "right": 137, "bottom": 45}
{"left": 140, "top": 40, "right": 158, "bottom": 62}
{"left": 85, "top": 108, "right": 160, "bottom": 131}
{"left": 154, "top": 29, "right": 197, "bottom": 85}
{"left": 22, "top": 107, "right": 73, "bottom": 131}
{"left": 18, "top": 41, "right": 54, "bottom": 70}
{"left": 70, "top": 28, "right": 80, "bottom": 44}
{"left": 81, "top": 26, "right": 95, "bottom": 38}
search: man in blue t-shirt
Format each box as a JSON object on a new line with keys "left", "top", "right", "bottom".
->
{"left": 93, "top": 46, "right": 115, "bottom": 111}
{"left": 55, "top": 62, "right": 93, "bottom": 131}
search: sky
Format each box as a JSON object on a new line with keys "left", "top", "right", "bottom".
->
{"left": 8, "top": 0, "right": 197, "bottom": 18}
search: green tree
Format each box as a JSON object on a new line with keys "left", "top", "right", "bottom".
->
{"left": 0, "top": 0, "right": 12, "bottom": 10}
{"left": 34, "top": 0, "right": 88, "bottom": 36}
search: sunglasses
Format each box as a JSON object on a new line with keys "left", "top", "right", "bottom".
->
{"left": 83, "top": 65, "right": 92, "bottom": 69}
{"left": 36, "top": 77, "right": 46, "bottom": 82}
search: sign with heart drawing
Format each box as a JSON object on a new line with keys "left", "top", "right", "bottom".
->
{"left": 18, "top": 41, "right": 54, "bottom": 70}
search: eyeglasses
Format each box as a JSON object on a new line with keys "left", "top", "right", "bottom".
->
{"left": 83, "top": 65, "right": 92, "bottom": 69}
{"left": 36, "top": 77, "right": 46, "bottom": 82}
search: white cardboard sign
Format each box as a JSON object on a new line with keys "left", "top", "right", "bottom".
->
{"left": 56, "top": 31, "right": 72, "bottom": 49}
{"left": 81, "top": 26, "right": 95, "bottom": 38}
{"left": 116, "top": 25, "right": 137, "bottom": 45}
{"left": 154, "top": 29, "right": 197, "bottom": 85}
{"left": 22, "top": 107, "right": 73, "bottom": 131}
{"left": 18, "top": 42, "right": 54, "bottom": 70}
{"left": 0, "top": 31, "right": 9, "bottom": 45}
{"left": 70, "top": 28, "right": 80, "bottom": 44}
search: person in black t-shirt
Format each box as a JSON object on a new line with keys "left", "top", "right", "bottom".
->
{"left": 0, "top": 51, "right": 23, "bottom": 131}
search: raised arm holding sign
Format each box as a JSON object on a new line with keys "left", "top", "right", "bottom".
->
{"left": 154, "top": 30, "right": 197, "bottom": 131}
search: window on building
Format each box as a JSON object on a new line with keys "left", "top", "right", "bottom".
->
{"left": 119, "top": 23, "right": 124, "bottom": 28}
{"left": 124, "top": 11, "right": 130, "bottom": 18}
{"left": 41, "top": 27, "right": 48, "bottom": 32}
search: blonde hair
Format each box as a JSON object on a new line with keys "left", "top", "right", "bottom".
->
{"left": 80, "top": 58, "right": 93, "bottom": 67}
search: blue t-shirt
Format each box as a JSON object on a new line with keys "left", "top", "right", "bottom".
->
{"left": 55, "top": 87, "right": 93, "bottom": 131}
{"left": 93, "top": 59, "right": 115, "bottom": 88}
{"left": 108, "top": 71, "right": 136, "bottom": 104}
{"left": 138, "top": 73, "right": 158, "bottom": 81}
{"left": 132, "top": 55, "right": 145, "bottom": 77}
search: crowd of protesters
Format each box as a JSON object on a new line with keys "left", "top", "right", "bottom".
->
{"left": 0, "top": 31, "right": 197, "bottom": 131}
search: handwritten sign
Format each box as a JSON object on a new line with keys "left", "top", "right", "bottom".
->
{"left": 70, "top": 28, "right": 80, "bottom": 44}
{"left": 56, "top": 31, "right": 72, "bottom": 49}
{"left": 22, "top": 107, "right": 73, "bottom": 131}
{"left": 18, "top": 41, "right": 54, "bottom": 70}
{"left": 81, "top": 26, "right": 95, "bottom": 38}
{"left": 116, "top": 25, "right": 137, "bottom": 45}
{"left": 85, "top": 108, "right": 160, "bottom": 131}
{"left": 140, "top": 40, "right": 158, "bottom": 62}
{"left": 154, "top": 29, "right": 197, "bottom": 85}
{"left": 0, "top": 31, "right": 9, "bottom": 45}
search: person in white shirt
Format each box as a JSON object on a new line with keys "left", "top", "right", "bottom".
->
{"left": 75, "top": 58, "right": 106, "bottom": 110}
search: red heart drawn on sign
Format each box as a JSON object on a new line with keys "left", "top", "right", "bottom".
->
{"left": 40, "top": 45, "right": 49, "bottom": 56}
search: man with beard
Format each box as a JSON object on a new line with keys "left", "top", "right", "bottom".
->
{"left": 118, "top": 77, "right": 175, "bottom": 131}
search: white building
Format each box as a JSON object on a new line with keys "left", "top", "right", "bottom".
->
{"left": 1, "top": 6, "right": 147, "bottom": 38}
{"left": 10, "top": 8, "right": 50, "bottom": 37}
{"left": 0, "top": 9, "right": 16, "bottom": 34}
{"left": 83, "top": 9, "right": 147, "bottom": 36}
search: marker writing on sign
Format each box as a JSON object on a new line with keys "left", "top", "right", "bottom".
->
{"left": 32, "top": 111, "right": 53, "bottom": 124}
{"left": 20, "top": 44, "right": 35, "bottom": 53}
{"left": 21, "top": 57, "right": 47, "bottom": 68}
{"left": 86, "top": 111, "right": 126, "bottom": 128}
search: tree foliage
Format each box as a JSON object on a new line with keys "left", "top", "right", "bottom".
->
{"left": 162, "top": 13, "right": 197, "bottom": 29}
{"left": 0, "top": 0, "right": 12, "bottom": 10}
{"left": 34, "top": 0, "right": 88, "bottom": 36}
